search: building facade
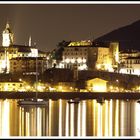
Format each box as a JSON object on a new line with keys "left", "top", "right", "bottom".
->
{"left": 10, "top": 57, "right": 46, "bottom": 74}
{"left": 119, "top": 50, "right": 140, "bottom": 75}
{"left": 0, "top": 81, "right": 25, "bottom": 92}
{"left": 0, "top": 23, "right": 47, "bottom": 73}
{"left": 58, "top": 40, "right": 119, "bottom": 72}
{"left": 86, "top": 78, "right": 108, "bottom": 92}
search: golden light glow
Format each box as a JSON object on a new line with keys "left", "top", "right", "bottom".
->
{"left": 81, "top": 101, "right": 86, "bottom": 136}
{"left": 19, "top": 107, "right": 22, "bottom": 136}
{"left": 49, "top": 87, "right": 55, "bottom": 92}
{"left": 93, "top": 85, "right": 106, "bottom": 92}
{"left": 26, "top": 85, "right": 31, "bottom": 91}
{"left": 96, "top": 64, "right": 101, "bottom": 70}
{"left": 77, "top": 58, "right": 82, "bottom": 63}
{"left": 136, "top": 102, "right": 140, "bottom": 136}
{"left": 79, "top": 64, "right": 87, "bottom": 70}
{"left": 37, "top": 108, "right": 42, "bottom": 136}
{"left": 71, "top": 59, "right": 75, "bottom": 63}
{"left": 87, "top": 78, "right": 107, "bottom": 92}
{"left": 21, "top": 108, "right": 25, "bottom": 136}
{"left": 2, "top": 34, "right": 11, "bottom": 47}
{"left": 58, "top": 86, "right": 62, "bottom": 91}
{"left": 83, "top": 58, "right": 86, "bottom": 63}
{"left": 109, "top": 99, "right": 113, "bottom": 136}
{"left": 65, "top": 58, "right": 70, "bottom": 63}
{"left": 70, "top": 104, "right": 74, "bottom": 136}
{"left": 120, "top": 100, "right": 125, "bottom": 136}
{"left": 4, "top": 84, "right": 8, "bottom": 91}
{"left": 19, "top": 78, "right": 22, "bottom": 82}
{"left": 0, "top": 99, "right": 138, "bottom": 136}
{"left": 30, "top": 48, "right": 38, "bottom": 57}
{"left": 97, "top": 103, "right": 102, "bottom": 136}
{"left": 114, "top": 100, "right": 119, "bottom": 136}
{"left": 109, "top": 86, "right": 113, "bottom": 91}
{"left": 92, "top": 100, "right": 96, "bottom": 136}
{"left": 25, "top": 112, "right": 30, "bottom": 136}
{"left": 104, "top": 100, "right": 109, "bottom": 136}
{"left": 2, "top": 23, "right": 13, "bottom": 47}
{"left": 68, "top": 40, "right": 92, "bottom": 46}
{"left": 65, "top": 102, "right": 69, "bottom": 136}
{"left": 1, "top": 60, "right": 6, "bottom": 69}
{"left": 49, "top": 99, "right": 52, "bottom": 136}
{"left": 0, "top": 82, "right": 25, "bottom": 92}
{"left": 104, "top": 64, "right": 114, "bottom": 72}
{"left": 2, "top": 100, "right": 10, "bottom": 136}
{"left": 77, "top": 102, "right": 81, "bottom": 136}
{"left": 58, "top": 99, "right": 62, "bottom": 136}
{"left": 37, "top": 85, "right": 45, "bottom": 92}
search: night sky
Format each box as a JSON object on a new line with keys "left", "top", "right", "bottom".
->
{"left": 0, "top": 3, "right": 140, "bottom": 51}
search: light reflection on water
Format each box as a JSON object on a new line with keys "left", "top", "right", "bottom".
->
{"left": 0, "top": 99, "right": 139, "bottom": 136}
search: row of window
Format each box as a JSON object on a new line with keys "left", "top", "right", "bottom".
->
{"left": 64, "top": 57, "right": 87, "bottom": 60}
{"left": 0, "top": 84, "right": 22, "bottom": 86}
{"left": 126, "top": 69, "right": 135, "bottom": 74}
{"left": 0, "top": 88, "right": 16, "bottom": 91}
{"left": 0, "top": 53, "right": 28, "bottom": 57}
{"left": 11, "top": 62, "right": 43, "bottom": 65}
{"left": 12, "top": 66, "right": 38, "bottom": 69}
{"left": 0, "top": 51, "right": 17, "bottom": 55}
{"left": 64, "top": 52, "right": 87, "bottom": 55}
{"left": 65, "top": 48, "right": 87, "bottom": 51}
{"left": 125, "top": 60, "right": 140, "bottom": 64}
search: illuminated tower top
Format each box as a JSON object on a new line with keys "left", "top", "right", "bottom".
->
{"left": 29, "top": 36, "right": 32, "bottom": 46}
{"left": 2, "top": 22, "right": 14, "bottom": 47}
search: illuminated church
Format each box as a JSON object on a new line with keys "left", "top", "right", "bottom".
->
{"left": 0, "top": 23, "right": 47, "bottom": 74}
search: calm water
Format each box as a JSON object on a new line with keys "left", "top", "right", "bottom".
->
{"left": 0, "top": 99, "right": 140, "bottom": 137}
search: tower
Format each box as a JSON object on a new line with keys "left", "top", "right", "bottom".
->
{"left": 29, "top": 36, "right": 32, "bottom": 46}
{"left": 2, "top": 22, "right": 14, "bottom": 47}
{"left": 109, "top": 42, "right": 119, "bottom": 72}
{"left": 1, "top": 22, "right": 13, "bottom": 73}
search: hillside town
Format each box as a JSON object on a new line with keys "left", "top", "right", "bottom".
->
{"left": 0, "top": 23, "right": 140, "bottom": 93}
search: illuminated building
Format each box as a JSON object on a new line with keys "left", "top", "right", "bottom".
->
{"left": 119, "top": 50, "right": 140, "bottom": 75}
{"left": 59, "top": 40, "right": 119, "bottom": 72}
{"left": 0, "top": 81, "right": 25, "bottom": 92}
{"left": 54, "top": 82, "right": 75, "bottom": 92}
{"left": 96, "top": 42, "right": 119, "bottom": 72}
{"left": 10, "top": 57, "right": 46, "bottom": 74}
{"left": 0, "top": 23, "right": 47, "bottom": 74}
{"left": 86, "top": 78, "right": 108, "bottom": 92}
{"left": 58, "top": 40, "right": 93, "bottom": 70}
{"left": 96, "top": 47, "right": 112, "bottom": 71}
{"left": 2, "top": 23, "right": 14, "bottom": 47}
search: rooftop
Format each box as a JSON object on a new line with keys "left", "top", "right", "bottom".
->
{"left": 10, "top": 57, "right": 46, "bottom": 60}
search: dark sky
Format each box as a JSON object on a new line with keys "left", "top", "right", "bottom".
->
{"left": 0, "top": 4, "right": 140, "bottom": 51}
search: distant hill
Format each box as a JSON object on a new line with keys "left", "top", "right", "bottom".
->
{"left": 95, "top": 20, "right": 140, "bottom": 51}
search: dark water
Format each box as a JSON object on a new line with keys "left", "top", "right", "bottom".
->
{"left": 0, "top": 99, "right": 139, "bottom": 137}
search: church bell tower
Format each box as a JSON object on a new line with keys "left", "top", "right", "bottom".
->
{"left": 2, "top": 23, "right": 14, "bottom": 47}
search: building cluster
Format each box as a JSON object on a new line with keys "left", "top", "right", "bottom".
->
{"left": 0, "top": 23, "right": 140, "bottom": 92}
{"left": 51, "top": 40, "right": 119, "bottom": 72}
{"left": 51, "top": 40, "right": 140, "bottom": 76}
{"left": 119, "top": 50, "right": 140, "bottom": 75}
{"left": 0, "top": 23, "right": 47, "bottom": 74}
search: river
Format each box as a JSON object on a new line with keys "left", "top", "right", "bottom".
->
{"left": 0, "top": 99, "right": 139, "bottom": 137}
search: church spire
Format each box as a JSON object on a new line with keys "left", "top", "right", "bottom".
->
{"left": 6, "top": 22, "right": 10, "bottom": 29}
{"left": 29, "top": 36, "right": 32, "bottom": 46}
